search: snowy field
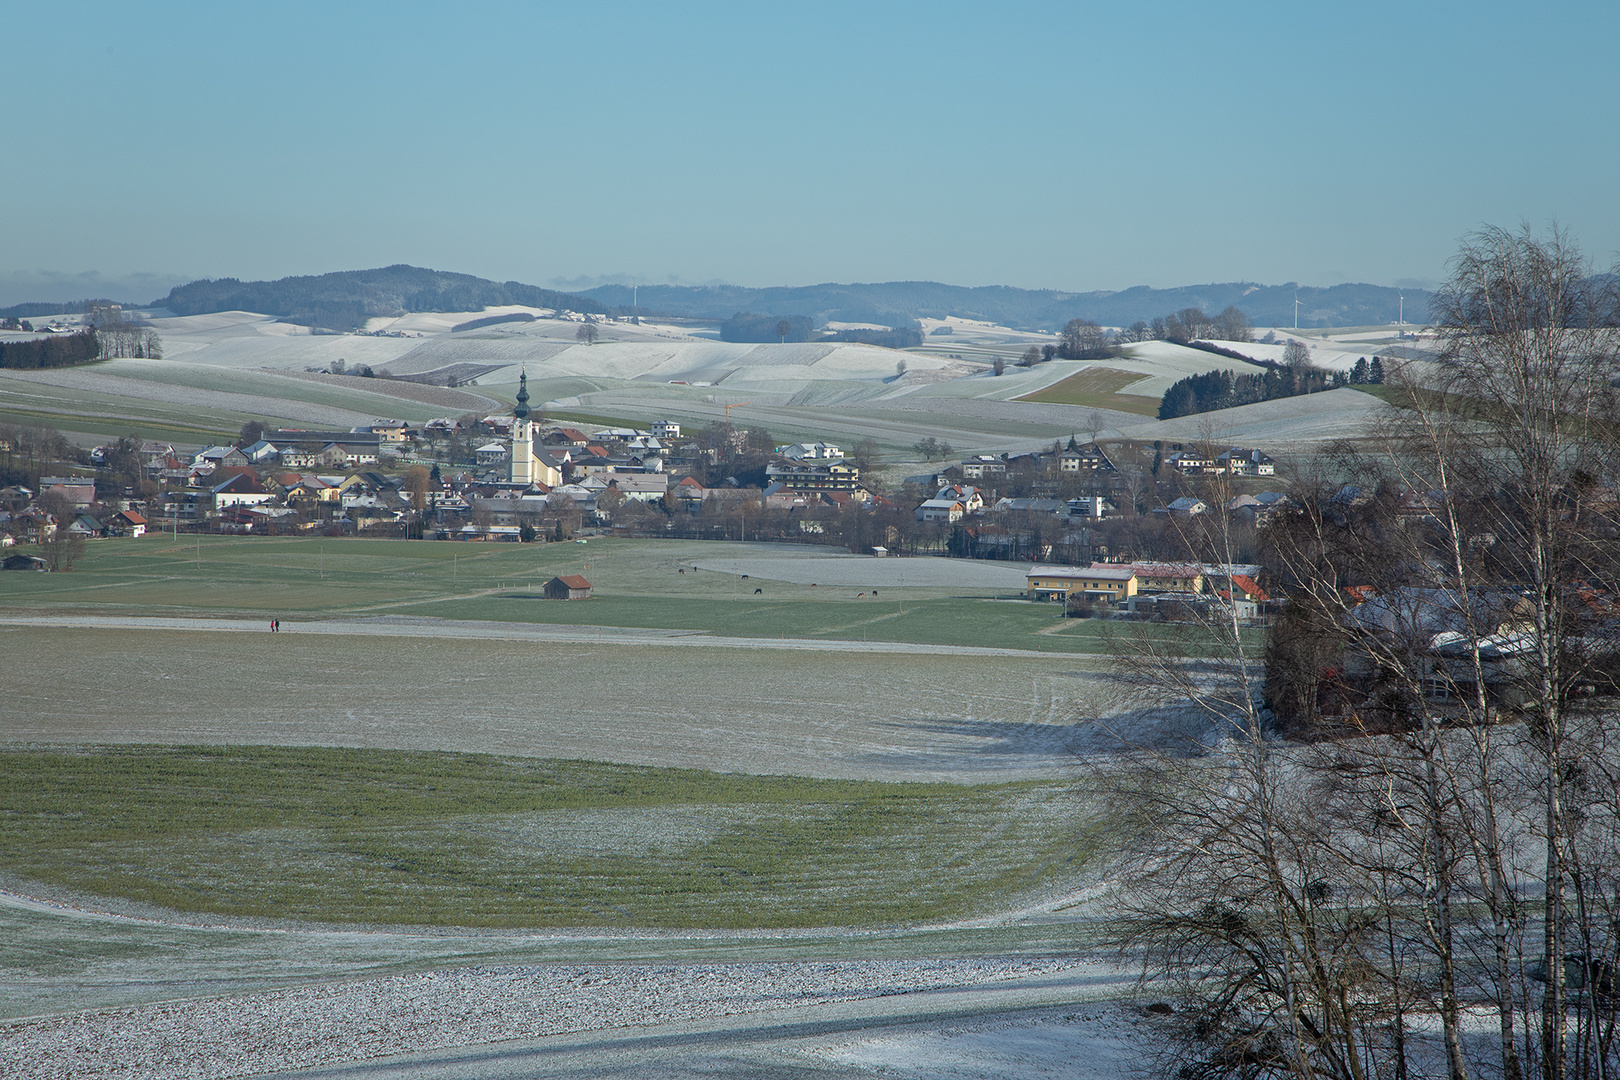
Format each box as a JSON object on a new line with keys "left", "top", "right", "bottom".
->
{"left": 0, "top": 364, "right": 402, "bottom": 429}
{"left": 1115, "top": 386, "right": 1397, "bottom": 448}
{"left": 7, "top": 304, "right": 1407, "bottom": 455}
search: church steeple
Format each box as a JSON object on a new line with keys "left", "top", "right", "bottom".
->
{"left": 514, "top": 368, "right": 530, "bottom": 420}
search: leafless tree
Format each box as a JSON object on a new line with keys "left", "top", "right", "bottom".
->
{"left": 402, "top": 465, "right": 431, "bottom": 512}
{"left": 1062, "top": 318, "right": 1107, "bottom": 358}
{"left": 576, "top": 322, "right": 599, "bottom": 345}
{"left": 37, "top": 530, "right": 86, "bottom": 571}
{"left": 1114, "top": 225, "right": 1620, "bottom": 1080}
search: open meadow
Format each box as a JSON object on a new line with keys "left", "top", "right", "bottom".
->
{"left": 0, "top": 535, "right": 1216, "bottom": 1077}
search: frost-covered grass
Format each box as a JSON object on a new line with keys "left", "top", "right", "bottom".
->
{"left": 0, "top": 746, "right": 1101, "bottom": 929}
{"left": 1114, "top": 386, "right": 1394, "bottom": 447}
{"left": 0, "top": 360, "right": 428, "bottom": 442}
{"left": 0, "top": 369, "right": 262, "bottom": 442}
{"left": 97, "top": 360, "right": 456, "bottom": 421}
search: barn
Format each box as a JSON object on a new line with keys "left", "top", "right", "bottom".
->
{"left": 542, "top": 574, "right": 592, "bottom": 599}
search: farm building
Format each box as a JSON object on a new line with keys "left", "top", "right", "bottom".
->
{"left": 543, "top": 575, "right": 592, "bottom": 599}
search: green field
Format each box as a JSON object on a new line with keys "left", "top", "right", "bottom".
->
{"left": 1, "top": 535, "right": 1146, "bottom": 653}
{"left": 0, "top": 745, "right": 1096, "bottom": 929}
{"left": 1014, "top": 367, "right": 1162, "bottom": 415}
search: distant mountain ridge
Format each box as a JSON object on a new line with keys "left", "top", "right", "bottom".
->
{"left": 155, "top": 265, "right": 607, "bottom": 329}
{"left": 145, "top": 265, "right": 1429, "bottom": 332}
{"left": 582, "top": 280, "right": 1430, "bottom": 331}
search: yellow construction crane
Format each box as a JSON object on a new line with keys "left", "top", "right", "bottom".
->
{"left": 724, "top": 401, "right": 750, "bottom": 424}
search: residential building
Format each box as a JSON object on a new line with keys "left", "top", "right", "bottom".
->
{"left": 108, "top": 510, "right": 147, "bottom": 537}
{"left": 959, "top": 455, "right": 1007, "bottom": 479}
{"left": 1217, "top": 447, "right": 1276, "bottom": 476}
{"left": 777, "top": 441, "right": 843, "bottom": 461}
{"left": 1067, "top": 495, "right": 1117, "bottom": 519}
{"left": 211, "top": 473, "right": 274, "bottom": 510}
{"left": 1026, "top": 565, "right": 1138, "bottom": 603}
{"left": 602, "top": 474, "right": 669, "bottom": 502}
{"left": 38, "top": 477, "right": 96, "bottom": 508}
{"left": 1128, "top": 562, "right": 1205, "bottom": 594}
{"left": 1058, "top": 439, "right": 1115, "bottom": 473}
{"left": 916, "top": 498, "right": 965, "bottom": 523}
{"left": 1159, "top": 496, "right": 1209, "bottom": 516}
{"left": 269, "top": 430, "right": 382, "bottom": 465}
{"left": 240, "top": 439, "right": 280, "bottom": 463}
{"left": 935, "top": 484, "right": 985, "bottom": 513}
{"left": 765, "top": 459, "right": 861, "bottom": 491}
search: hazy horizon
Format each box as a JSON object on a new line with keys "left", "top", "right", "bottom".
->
{"left": 0, "top": 265, "right": 1444, "bottom": 312}
{"left": 3, "top": 1, "right": 1615, "bottom": 305}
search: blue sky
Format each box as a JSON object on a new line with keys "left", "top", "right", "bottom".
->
{"left": 2, "top": 0, "right": 1615, "bottom": 304}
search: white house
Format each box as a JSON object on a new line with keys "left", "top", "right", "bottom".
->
{"left": 1217, "top": 447, "right": 1276, "bottom": 476}
{"left": 916, "top": 498, "right": 965, "bottom": 523}
{"left": 241, "top": 439, "right": 279, "bottom": 463}
{"left": 602, "top": 474, "right": 669, "bottom": 502}
{"left": 777, "top": 442, "right": 843, "bottom": 461}
{"left": 959, "top": 455, "right": 1007, "bottom": 479}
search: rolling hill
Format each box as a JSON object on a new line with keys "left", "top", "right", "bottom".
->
{"left": 154, "top": 266, "right": 608, "bottom": 330}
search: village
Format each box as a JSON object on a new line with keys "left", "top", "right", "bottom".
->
{"left": 1, "top": 368, "right": 1299, "bottom": 631}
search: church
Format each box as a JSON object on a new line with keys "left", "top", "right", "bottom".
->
{"left": 508, "top": 370, "right": 563, "bottom": 488}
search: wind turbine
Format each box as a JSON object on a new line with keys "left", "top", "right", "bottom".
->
{"left": 1293, "top": 293, "right": 1300, "bottom": 331}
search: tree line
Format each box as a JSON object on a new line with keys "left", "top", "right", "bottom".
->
{"left": 1156, "top": 345, "right": 1388, "bottom": 420}
{"left": 0, "top": 329, "right": 102, "bottom": 369}
{"left": 86, "top": 304, "right": 162, "bottom": 359}
{"left": 1156, "top": 363, "right": 1337, "bottom": 420}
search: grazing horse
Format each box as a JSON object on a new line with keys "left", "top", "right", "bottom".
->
{"left": 857, "top": 592, "right": 866, "bottom": 598}
{"left": 754, "top": 587, "right": 762, "bottom": 594}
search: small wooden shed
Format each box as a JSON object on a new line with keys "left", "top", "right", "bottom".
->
{"left": 543, "top": 574, "right": 592, "bottom": 599}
